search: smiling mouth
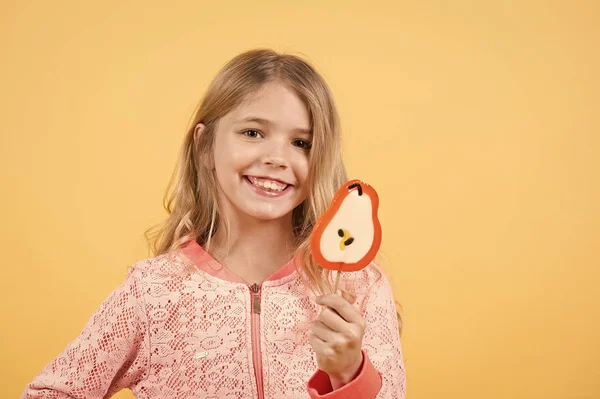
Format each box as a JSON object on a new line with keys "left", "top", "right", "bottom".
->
{"left": 245, "top": 176, "right": 291, "bottom": 193}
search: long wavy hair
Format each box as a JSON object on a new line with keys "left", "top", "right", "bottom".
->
{"left": 146, "top": 49, "right": 355, "bottom": 296}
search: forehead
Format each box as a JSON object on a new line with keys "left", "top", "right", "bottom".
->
{"left": 226, "top": 82, "right": 311, "bottom": 130}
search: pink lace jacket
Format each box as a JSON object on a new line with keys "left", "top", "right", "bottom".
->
{"left": 23, "top": 240, "right": 406, "bottom": 398}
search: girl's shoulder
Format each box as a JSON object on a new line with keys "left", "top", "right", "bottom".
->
{"left": 126, "top": 250, "right": 197, "bottom": 282}
{"left": 120, "top": 251, "right": 232, "bottom": 308}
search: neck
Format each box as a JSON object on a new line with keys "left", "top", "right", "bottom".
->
{"left": 208, "top": 211, "right": 296, "bottom": 284}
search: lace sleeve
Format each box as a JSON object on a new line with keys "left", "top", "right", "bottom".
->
{"left": 361, "top": 268, "right": 407, "bottom": 399}
{"left": 21, "top": 267, "right": 150, "bottom": 399}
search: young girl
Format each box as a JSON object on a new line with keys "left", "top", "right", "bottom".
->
{"left": 23, "top": 49, "right": 406, "bottom": 399}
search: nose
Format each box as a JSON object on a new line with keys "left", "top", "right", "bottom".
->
{"left": 261, "top": 138, "right": 289, "bottom": 169}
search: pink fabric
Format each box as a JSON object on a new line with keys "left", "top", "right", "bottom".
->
{"left": 22, "top": 240, "right": 406, "bottom": 398}
{"left": 307, "top": 350, "right": 382, "bottom": 399}
{"left": 180, "top": 240, "right": 300, "bottom": 283}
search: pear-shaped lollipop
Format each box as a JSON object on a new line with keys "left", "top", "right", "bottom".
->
{"left": 310, "top": 180, "right": 382, "bottom": 293}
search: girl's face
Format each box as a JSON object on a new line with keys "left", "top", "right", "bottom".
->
{"left": 211, "top": 82, "right": 312, "bottom": 224}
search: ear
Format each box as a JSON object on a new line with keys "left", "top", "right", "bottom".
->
{"left": 194, "top": 123, "right": 206, "bottom": 142}
{"left": 193, "top": 123, "right": 214, "bottom": 169}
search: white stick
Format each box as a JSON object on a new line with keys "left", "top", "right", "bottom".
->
{"left": 333, "top": 264, "right": 342, "bottom": 294}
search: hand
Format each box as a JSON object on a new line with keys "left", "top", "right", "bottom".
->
{"left": 309, "top": 293, "right": 366, "bottom": 389}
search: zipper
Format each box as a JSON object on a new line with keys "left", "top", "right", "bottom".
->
{"left": 250, "top": 283, "right": 264, "bottom": 399}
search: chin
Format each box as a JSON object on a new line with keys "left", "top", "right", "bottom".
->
{"left": 245, "top": 210, "right": 292, "bottom": 222}
{"left": 240, "top": 203, "right": 296, "bottom": 222}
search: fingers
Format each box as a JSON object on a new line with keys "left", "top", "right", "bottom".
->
{"left": 310, "top": 320, "right": 337, "bottom": 342}
{"left": 309, "top": 320, "right": 354, "bottom": 357}
{"left": 317, "top": 307, "right": 348, "bottom": 332}
{"left": 310, "top": 317, "right": 362, "bottom": 351}
{"left": 316, "top": 294, "right": 364, "bottom": 327}
{"left": 309, "top": 332, "right": 329, "bottom": 359}
{"left": 309, "top": 294, "right": 366, "bottom": 381}
{"left": 312, "top": 294, "right": 365, "bottom": 353}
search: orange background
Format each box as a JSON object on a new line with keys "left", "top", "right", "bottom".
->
{"left": 1, "top": 1, "right": 599, "bottom": 398}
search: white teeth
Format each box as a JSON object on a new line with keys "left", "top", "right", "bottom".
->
{"left": 248, "top": 177, "right": 286, "bottom": 191}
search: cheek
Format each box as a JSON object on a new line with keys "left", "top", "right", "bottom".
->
{"left": 213, "top": 146, "right": 240, "bottom": 189}
{"left": 300, "top": 155, "right": 310, "bottom": 179}
{"left": 293, "top": 155, "right": 310, "bottom": 187}
{"left": 213, "top": 136, "right": 249, "bottom": 173}
{"left": 212, "top": 134, "right": 227, "bottom": 170}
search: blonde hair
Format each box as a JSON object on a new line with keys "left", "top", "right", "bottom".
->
{"left": 146, "top": 49, "right": 351, "bottom": 295}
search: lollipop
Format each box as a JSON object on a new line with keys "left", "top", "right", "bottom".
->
{"left": 310, "top": 180, "right": 382, "bottom": 293}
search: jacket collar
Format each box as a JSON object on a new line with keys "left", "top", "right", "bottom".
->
{"left": 180, "top": 239, "right": 299, "bottom": 284}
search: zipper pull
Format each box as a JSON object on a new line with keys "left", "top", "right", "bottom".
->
{"left": 250, "top": 283, "right": 261, "bottom": 314}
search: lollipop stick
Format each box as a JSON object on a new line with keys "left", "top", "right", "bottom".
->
{"left": 333, "top": 263, "right": 342, "bottom": 294}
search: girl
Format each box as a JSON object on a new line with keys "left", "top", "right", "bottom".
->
{"left": 23, "top": 49, "right": 406, "bottom": 399}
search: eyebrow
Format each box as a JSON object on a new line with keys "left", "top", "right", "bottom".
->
{"left": 234, "top": 116, "right": 312, "bottom": 135}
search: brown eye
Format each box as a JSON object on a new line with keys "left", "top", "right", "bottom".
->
{"left": 242, "top": 130, "right": 261, "bottom": 138}
{"left": 293, "top": 139, "right": 312, "bottom": 150}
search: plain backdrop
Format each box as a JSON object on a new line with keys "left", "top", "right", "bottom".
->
{"left": 1, "top": 1, "right": 599, "bottom": 398}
